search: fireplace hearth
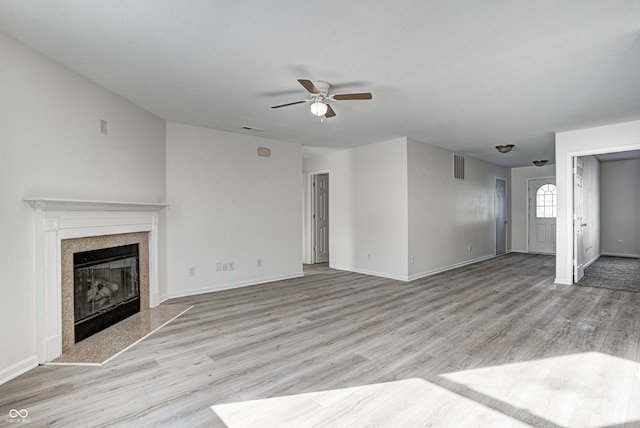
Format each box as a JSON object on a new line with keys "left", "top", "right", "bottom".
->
{"left": 73, "top": 244, "right": 140, "bottom": 342}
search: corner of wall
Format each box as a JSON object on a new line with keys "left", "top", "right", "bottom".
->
{"left": 0, "top": 356, "right": 38, "bottom": 386}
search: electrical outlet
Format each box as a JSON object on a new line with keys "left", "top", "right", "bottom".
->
{"left": 468, "top": 244, "right": 472, "bottom": 252}
{"left": 410, "top": 256, "right": 415, "bottom": 264}
{"left": 100, "top": 119, "right": 108, "bottom": 135}
{"left": 216, "top": 263, "right": 222, "bottom": 271}
{"left": 618, "top": 240, "right": 623, "bottom": 246}
{"left": 188, "top": 266, "right": 196, "bottom": 276}
{"left": 257, "top": 259, "right": 263, "bottom": 267}
{"left": 223, "top": 262, "right": 235, "bottom": 271}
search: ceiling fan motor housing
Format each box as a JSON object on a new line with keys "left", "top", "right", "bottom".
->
{"left": 313, "top": 81, "right": 331, "bottom": 98}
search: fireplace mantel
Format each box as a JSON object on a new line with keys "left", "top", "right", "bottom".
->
{"left": 26, "top": 198, "right": 166, "bottom": 363}
{"left": 24, "top": 198, "right": 168, "bottom": 212}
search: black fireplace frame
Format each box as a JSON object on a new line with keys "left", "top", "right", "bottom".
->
{"left": 73, "top": 244, "right": 140, "bottom": 343}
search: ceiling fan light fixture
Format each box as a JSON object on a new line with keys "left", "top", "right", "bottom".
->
{"left": 310, "top": 101, "right": 328, "bottom": 116}
{"left": 495, "top": 144, "right": 515, "bottom": 154}
{"left": 532, "top": 159, "right": 549, "bottom": 167}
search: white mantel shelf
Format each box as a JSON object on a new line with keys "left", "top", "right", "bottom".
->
{"left": 24, "top": 198, "right": 168, "bottom": 211}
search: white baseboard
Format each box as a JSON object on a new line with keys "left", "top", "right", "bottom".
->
{"left": 164, "top": 272, "right": 304, "bottom": 300}
{"left": 601, "top": 252, "right": 640, "bottom": 259}
{"left": 407, "top": 253, "right": 497, "bottom": 282}
{"left": 583, "top": 253, "right": 601, "bottom": 270}
{"left": 330, "top": 264, "right": 409, "bottom": 282}
{"left": 0, "top": 356, "right": 38, "bottom": 386}
{"left": 331, "top": 253, "right": 501, "bottom": 283}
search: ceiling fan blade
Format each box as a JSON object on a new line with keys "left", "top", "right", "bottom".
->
{"left": 332, "top": 92, "right": 373, "bottom": 101}
{"left": 325, "top": 104, "right": 336, "bottom": 118}
{"left": 271, "top": 100, "right": 307, "bottom": 109}
{"left": 298, "top": 79, "right": 320, "bottom": 94}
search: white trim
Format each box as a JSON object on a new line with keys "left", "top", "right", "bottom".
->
{"left": 0, "top": 355, "right": 38, "bottom": 386}
{"left": 26, "top": 200, "right": 165, "bottom": 363}
{"left": 408, "top": 253, "right": 498, "bottom": 282}
{"left": 583, "top": 254, "right": 600, "bottom": 270}
{"left": 24, "top": 198, "right": 167, "bottom": 211}
{"left": 331, "top": 264, "right": 409, "bottom": 282}
{"left": 332, "top": 253, "right": 500, "bottom": 283}
{"left": 601, "top": 252, "right": 640, "bottom": 259}
{"left": 163, "top": 272, "right": 304, "bottom": 300}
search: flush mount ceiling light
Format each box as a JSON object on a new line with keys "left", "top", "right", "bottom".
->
{"left": 495, "top": 144, "right": 515, "bottom": 153}
{"left": 310, "top": 100, "right": 328, "bottom": 116}
{"left": 532, "top": 159, "right": 549, "bottom": 167}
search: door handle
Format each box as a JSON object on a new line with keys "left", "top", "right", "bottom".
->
{"left": 581, "top": 223, "right": 587, "bottom": 227}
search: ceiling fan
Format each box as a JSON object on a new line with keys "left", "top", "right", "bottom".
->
{"left": 271, "top": 79, "right": 373, "bottom": 119}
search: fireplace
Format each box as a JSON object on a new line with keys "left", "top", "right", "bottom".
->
{"left": 25, "top": 198, "right": 165, "bottom": 363}
{"left": 61, "top": 231, "right": 151, "bottom": 352}
{"left": 73, "top": 244, "right": 141, "bottom": 342}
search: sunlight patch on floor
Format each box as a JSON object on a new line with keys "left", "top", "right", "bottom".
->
{"left": 212, "top": 378, "right": 528, "bottom": 427}
{"left": 441, "top": 352, "right": 640, "bottom": 427}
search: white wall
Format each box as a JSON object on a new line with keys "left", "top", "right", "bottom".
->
{"left": 510, "top": 164, "right": 556, "bottom": 253}
{"left": 0, "top": 32, "right": 166, "bottom": 382}
{"left": 408, "top": 139, "right": 509, "bottom": 279}
{"left": 579, "top": 156, "right": 601, "bottom": 266}
{"left": 304, "top": 138, "right": 409, "bottom": 280}
{"left": 165, "top": 123, "right": 303, "bottom": 298}
{"left": 304, "top": 137, "right": 506, "bottom": 281}
{"left": 555, "top": 120, "right": 640, "bottom": 284}
{"left": 600, "top": 159, "right": 639, "bottom": 257}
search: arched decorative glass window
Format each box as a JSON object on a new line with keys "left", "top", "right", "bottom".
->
{"left": 536, "top": 184, "right": 557, "bottom": 218}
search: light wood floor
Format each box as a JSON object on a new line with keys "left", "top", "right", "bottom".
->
{"left": 2, "top": 253, "right": 640, "bottom": 427}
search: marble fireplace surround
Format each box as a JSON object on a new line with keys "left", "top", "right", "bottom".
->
{"left": 61, "top": 232, "right": 149, "bottom": 353}
{"left": 25, "top": 199, "right": 167, "bottom": 363}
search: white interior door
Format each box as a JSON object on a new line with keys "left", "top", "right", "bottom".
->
{"left": 573, "top": 158, "right": 585, "bottom": 282}
{"left": 528, "top": 178, "right": 557, "bottom": 254}
{"left": 312, "top": 173, "right": 329, "bottom": 263}
{"left": 495, "top": 178, "right": 507, "bottom": 255}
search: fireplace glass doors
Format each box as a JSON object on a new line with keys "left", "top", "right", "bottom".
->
{"left": 73, "top": 244, "right": 140, "bottom": 342}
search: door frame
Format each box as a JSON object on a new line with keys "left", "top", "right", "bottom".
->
{"left": 304, "top": 169, "right": 331, "bottom": 265}
{"left": 527, "top": 176, "right": 557, "bottom": 254}
{"left": 312, "top": 173, "right": 329, "bottom": 263}
{"left": 555, "top": 121, "right": 640, "bottom": 285}
{"left": 495, "top": 176, "right": 508, "bottom": 255}
{"left": 573, "top": 158, "right": 585, "bottom": 282}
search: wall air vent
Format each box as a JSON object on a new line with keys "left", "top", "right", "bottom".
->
{"left": 453, "top": 154, "right": 465, "bottom": 180}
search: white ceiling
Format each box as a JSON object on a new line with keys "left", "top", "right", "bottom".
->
{"left": 1, "top": 1, "right": 640, "bottom": 167}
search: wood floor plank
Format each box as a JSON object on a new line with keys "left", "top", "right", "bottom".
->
{"left": 1, "top": 253, "right": 640, "bottom": 427}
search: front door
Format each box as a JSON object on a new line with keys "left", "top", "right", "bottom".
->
{"left": 529, "top": 178, "right": 557, "bottom": 254}
{"left": 313, "top": 173, "right": 329, "bottom": 263}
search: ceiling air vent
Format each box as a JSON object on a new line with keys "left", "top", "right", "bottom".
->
{"left": 241, "top": 126, "right": 264, "bottom": 132}
{"left": 453, "top": 154, "right": 465, "bottom": 180}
